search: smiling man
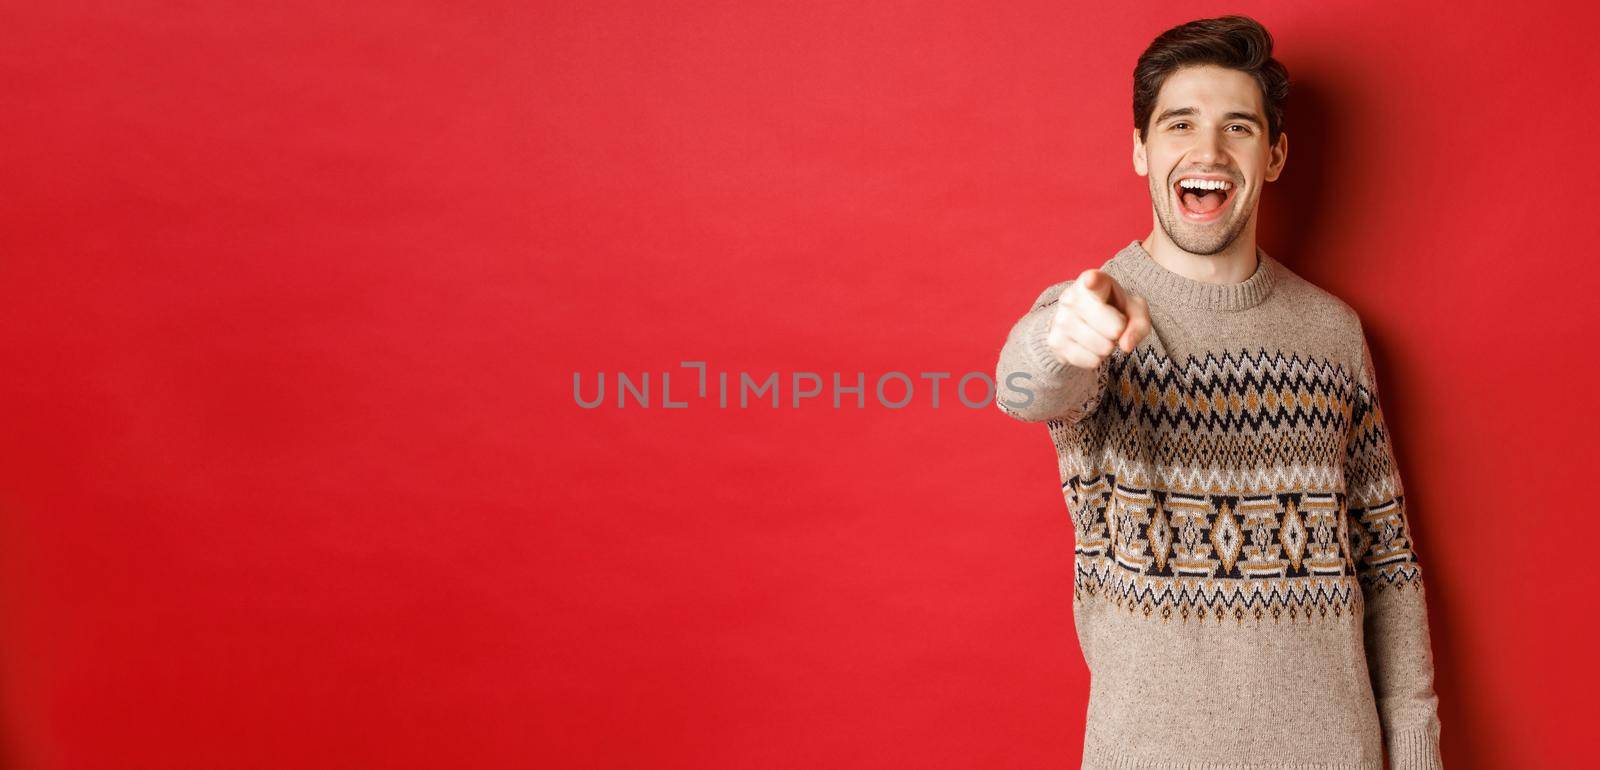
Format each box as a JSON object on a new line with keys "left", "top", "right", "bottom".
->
{"left": 994, "top": 15, "right": 1444, "bottom": 770}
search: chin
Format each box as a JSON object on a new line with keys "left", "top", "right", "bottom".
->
{"left": 1167, "top": 217, "right": 1242, "bottom": 255}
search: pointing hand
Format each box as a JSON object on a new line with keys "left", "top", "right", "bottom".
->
{"left": 1045, "top": 268, "right": 1152, "bottom": 369}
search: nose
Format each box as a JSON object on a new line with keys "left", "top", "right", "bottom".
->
{"left": 1190, "top": 127, "right": 1224, "bottom": 165}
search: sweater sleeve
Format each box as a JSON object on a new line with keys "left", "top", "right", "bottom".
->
{"left": 994, "top": 279, "right": 1113, "bottom": 424}
{"left": 1344, "top": 331, "right": 1444, "bottom": 770}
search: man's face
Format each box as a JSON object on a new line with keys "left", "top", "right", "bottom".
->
{"left": 1133, "top": 64, "right": 1287, "bottom": 256}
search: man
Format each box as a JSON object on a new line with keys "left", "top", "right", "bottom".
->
{"left": 994, "top": 15, "right": 1444, "bottom": 770}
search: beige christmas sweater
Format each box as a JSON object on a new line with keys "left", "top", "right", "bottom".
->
{"left": 995, "top": 240, "right": 1444, "bottom": 769}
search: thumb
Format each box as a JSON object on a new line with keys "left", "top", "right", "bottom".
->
{"left": 1116, "top": 294, "right": 1149, "bottom": 352}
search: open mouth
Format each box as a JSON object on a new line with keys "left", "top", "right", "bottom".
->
{"left": 1173, "top": 177, "right": 1236, "bottom": 222}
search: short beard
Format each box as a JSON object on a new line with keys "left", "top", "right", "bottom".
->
{"left": 1151, "top": 177, "right": 1252, "bottom": 256}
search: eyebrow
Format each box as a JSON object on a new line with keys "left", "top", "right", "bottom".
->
{"left": 1154, "top": 106, "right": 1265, "bottom": 127}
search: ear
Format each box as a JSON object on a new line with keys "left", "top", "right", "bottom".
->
{"left": 1264, "top": 131, "right": 1288, "bottom": 182}
{"left": 1132, "top": 127, "right": 1148, "bottom": 176}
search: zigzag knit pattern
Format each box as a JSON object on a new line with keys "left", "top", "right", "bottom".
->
{"left": 1049, "top": 347, "right": 1424, "bottom": 627}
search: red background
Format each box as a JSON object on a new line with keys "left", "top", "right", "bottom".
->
{"left": 0, "top": 2, "right": 1593, "bottom": 768}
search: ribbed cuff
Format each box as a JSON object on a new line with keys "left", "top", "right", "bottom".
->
{"left": 1024, "top": 309, "right": 1069, "bottom": 375}
{"left": 1386, "top": 722, "right": 1443, "bottom": 770}
{"left": 1018, "top": 308, "right": 1116, "bottom": 423}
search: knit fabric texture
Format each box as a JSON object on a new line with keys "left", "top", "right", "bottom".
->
{"left": 995, "top": 240, "right": 1443, "bottom": 769}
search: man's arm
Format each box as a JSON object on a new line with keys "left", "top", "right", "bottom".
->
{"left": 1345, "top": 330, "right": 1444, "bottom": 769}
{"left": 993, "top": 279, "right": 1113, "bottom": 424}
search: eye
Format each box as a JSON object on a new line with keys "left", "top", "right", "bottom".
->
{"left": 1170, "top": 121, "right": 1190, "bottom": 130}
{"left": 1227, "top": 124, "right": 1252, "bottom": 134}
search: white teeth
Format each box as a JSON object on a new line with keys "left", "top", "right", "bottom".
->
{"left": 1178, "top": 178, "right": 1234, "bottom": 191}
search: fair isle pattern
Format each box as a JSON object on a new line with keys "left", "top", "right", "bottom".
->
{"left": 996, "top": 241, "right": 1445, "bottom": 768}
{"left": 1350, "top": 497, "right": 1423, "bottom": 593}
{"left": 1345, "top": 340, "right": 1426, "bottom": 596}
{"left": 1050, "top": 346, "right": 1425, "bottom": 625}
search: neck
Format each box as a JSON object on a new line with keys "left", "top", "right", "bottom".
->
{"left": 1140, "top": 226, "right": 1260, "bottom": 285}
{"left": 1115, "top": 236, "right": 1278, "bottom": 313}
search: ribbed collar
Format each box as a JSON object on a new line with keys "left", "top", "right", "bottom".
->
{"left": 1111, "top": 239, "right": 1279, "bottom": 312}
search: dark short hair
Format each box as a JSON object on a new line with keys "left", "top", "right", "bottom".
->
{"left": 1133, "top": 15, "right": 1289, "bottom": 145}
